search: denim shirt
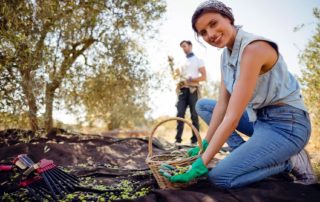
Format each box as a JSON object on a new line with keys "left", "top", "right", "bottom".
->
{"left": 221, "top": 27, "right": 307, "bottom": 122}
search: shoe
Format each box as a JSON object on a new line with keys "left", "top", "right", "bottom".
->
{"left": 290, "top": 149, "right": 318, "bottom": 185}
{"left": 220, "top": 146, "right": 232, "bottom": 153}
{"left": 174, "top": 141, "right": 183, "bottom": 146}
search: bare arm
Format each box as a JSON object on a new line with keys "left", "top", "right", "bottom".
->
{"left": 189, "top": 67, "right": 207, "bottom": 82}
{"left": 204, "top": 75, "right": 230, "bottom": 142}
{"left": 202, "top": 41, "right": 277, "bottom": 165}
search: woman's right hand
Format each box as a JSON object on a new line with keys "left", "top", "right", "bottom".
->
{"left": 187, "top": 139, "right": 209, "bottom": 157}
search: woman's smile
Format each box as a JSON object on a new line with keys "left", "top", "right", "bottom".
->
{"left": 213, "top": 33, "right": 223, "bottom": 45}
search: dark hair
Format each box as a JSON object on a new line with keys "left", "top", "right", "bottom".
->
{"left": 180, "top": 40, "right": 192, "bottom": 46}
{"left": 191, "top": 1, "right": 234, "bottom": 33}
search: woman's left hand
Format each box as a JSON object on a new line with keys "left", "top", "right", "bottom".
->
{"left": 164, "top": 157, "right": 208, "bottom": 183}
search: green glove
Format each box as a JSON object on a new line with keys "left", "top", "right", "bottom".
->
{"left": 165, "top": 158, "right": 208, "bottom": 183}
{"left": 187, "top": 139, "right": 209, "bottom": 157}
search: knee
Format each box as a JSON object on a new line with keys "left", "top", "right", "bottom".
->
{"left": 195, "top": 99, "right": 205, "bottom": 113}
{"left": 176, "top": 108, "right": 186, "bottom": 117}
{"left": 195, "top": 99, "right": 216, "bottom": 114}
{"left": 207, "top": 167, "right": 235, "bottom": 189}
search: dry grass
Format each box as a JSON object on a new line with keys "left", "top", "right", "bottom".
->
{"left": 306, "top": 126, "right": 320, "bottom": 182}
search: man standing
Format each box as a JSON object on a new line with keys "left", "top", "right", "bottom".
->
{"left": 175, "top": 40, "right": 206, "bottom": 145}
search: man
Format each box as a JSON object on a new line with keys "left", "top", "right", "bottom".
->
{"left": 175, "top": 40, "right": 206, "bottom": 145}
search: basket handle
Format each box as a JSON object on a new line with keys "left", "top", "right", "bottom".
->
{"left": 148, "top": 117, "right": 203, "bottom": 157}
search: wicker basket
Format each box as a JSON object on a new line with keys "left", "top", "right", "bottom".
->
{"left": 145, "top": 117, "right": 203, "bottom": 189}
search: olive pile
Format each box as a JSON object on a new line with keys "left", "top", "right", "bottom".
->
{"left": 159, "top": 163, "right": 190, "bottom": 178}
{"left": 60, "top": 179, "right": 150, "bottom": 201}
{"left": 1, "top": 161, "right": 154, "bottom": 202}
{"left": 1, "top": 176, "right": 151, "bottom": 201}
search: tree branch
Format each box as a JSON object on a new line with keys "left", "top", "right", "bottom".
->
{"left": 50, "top": 37, "right": 96, "bottom": 91}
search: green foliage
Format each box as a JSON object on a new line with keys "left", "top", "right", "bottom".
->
{"left": 0, "top": 0, "right": 166, "bottom": 131}
{"left": 79, "top": 63, "right": 152, "bottom": 130}
{"left": 299, "top": 8, "right": 320, "bottom": 128}
{"left": 0, "top": 112, "right": 29, "bottom": 129}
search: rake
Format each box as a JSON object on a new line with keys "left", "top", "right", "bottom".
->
{"left": 13, "top": 154, "right": 80, "bottom": 200}
{"left": 1, "top": 154, "right": 122, "bottom": 201}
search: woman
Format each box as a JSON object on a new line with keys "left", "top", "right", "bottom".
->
{"left": 162, "top": 0, "right": 317, "bottom": 188}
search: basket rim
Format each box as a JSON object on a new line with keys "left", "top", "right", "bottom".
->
{"left": 147, "top": 117, "right": 203, "bottom": 157}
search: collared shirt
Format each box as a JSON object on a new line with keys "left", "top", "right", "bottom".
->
{"left": 221, "top": 27, "right": 307, "bottom": 122}
{"left": 180, "top": 53, "right": 204, "bottom": 80}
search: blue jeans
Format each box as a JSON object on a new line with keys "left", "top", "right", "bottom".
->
{"left": 195, "top": 98, "right": 311, "bottom": 188}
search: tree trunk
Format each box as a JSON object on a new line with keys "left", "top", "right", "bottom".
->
{"left": 20, "top": 71, "right": 39, "bottom": 131}
{"left": 43, "top": 38, "right": 96, "bottom": 133}
{"left": 26, "top": 95, "right": 39, "bottom": 131}
{"left": 108, "top": 114, "right": 121, "bottom": 130}
{"left": 44, "top": 85, "right": 55, "bottom": 133}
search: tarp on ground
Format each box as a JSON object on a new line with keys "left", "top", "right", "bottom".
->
{"left": 0, "top": 129, "right": 319, "bottom": 202}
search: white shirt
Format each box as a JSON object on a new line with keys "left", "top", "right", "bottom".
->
{"left": 180, "top": 55, "right": 204, "bottom": 79}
